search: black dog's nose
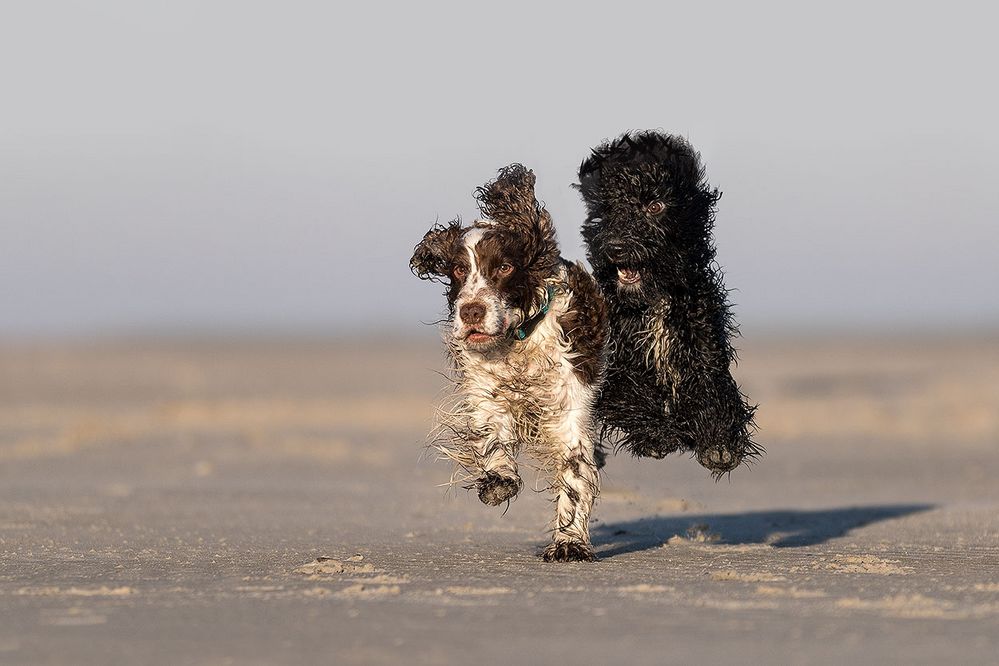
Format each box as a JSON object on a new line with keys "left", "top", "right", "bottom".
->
{"left": 605, "top": 239, "right": 626, "bottom": 253}
{"left": 598, "top": 237, "right": 627, "bottom": 262}
{"left": 460, "top": 302, "right": 486, "bottom": 325}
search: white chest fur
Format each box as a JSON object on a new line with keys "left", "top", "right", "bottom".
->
{"left": 451, "top": 286, "right": 595, "bottom": 456}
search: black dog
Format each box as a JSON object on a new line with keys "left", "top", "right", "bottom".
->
{"left": 576, "top": 131, "right": 760, "bottom": 476}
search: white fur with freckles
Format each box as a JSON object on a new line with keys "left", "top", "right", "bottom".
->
{"left": 438, "top": 264, "right": 601, "bottom": 553}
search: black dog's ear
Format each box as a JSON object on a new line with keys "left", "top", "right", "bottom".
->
{"left": 410, "top": 219, "right": 463, "bottom": 281}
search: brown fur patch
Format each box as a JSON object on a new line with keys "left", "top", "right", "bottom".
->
{"left": 475, "top": 165, "right": 559, "bottom": 287}
{"left": 410, "top": 219, "right": 463, "bottom": 281}
{"left": 466, "top": 229, "right": 544, "bottom": 315}
{"left": 558, "top": 261, "right": 608, "bottom": 385}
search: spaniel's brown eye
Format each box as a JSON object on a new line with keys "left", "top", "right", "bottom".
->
{"left": 497, "top": 263, "right": 514, "bottom": 276}
{"left": 647, "top": 200, "right": 666, "bottom": 215}
{"left": 453, "top": 266, "right": 467, "bottom": 279}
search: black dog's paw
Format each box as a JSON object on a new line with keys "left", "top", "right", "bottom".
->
{"left": 631, "top": 441, "right": 669, "bottom": 459}
{"left": 622, "top": 428, "right": 683, "bottom": 459}
{"left": 697, "top": 445, "right": 742, "bottom": 474}
{"left": 476, "top": 471, "right": 522, "bottom": 506}
{"left": 542, "top": 541, "right": 596, "bottom": 562}
{"left": 593, "top": 443, "right": 608, "bottom": 470}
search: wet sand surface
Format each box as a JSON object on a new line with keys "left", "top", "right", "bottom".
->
{"left": 1, "top": 335, "right": 997, "bottom": 664}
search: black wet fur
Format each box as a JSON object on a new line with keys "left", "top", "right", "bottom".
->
{"left": 576, "top": 131, "right": 761, "bottom": 476}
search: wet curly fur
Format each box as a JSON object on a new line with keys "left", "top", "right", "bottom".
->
{"left": 411, "top": 164, "right": 607, "bottom": 562}
{"left": 577, "top": 131, "right": 761, "bottom": 476}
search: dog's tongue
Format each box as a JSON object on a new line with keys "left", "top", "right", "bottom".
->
{"left": 617, "top": 267, "right": 641, "bottom": 284}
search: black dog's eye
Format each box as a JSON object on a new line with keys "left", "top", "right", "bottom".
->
{"left": 497, "top": 263, "right": 514, "bottom": 277}
{"left": 647, "top": 200, "right": 666, "bottom": 215}
{"left": 453, "top": 266, "right": 467, "bottom": 279}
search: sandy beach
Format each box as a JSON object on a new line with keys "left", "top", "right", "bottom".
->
{"left": 1, "top": 335, "right": 997, "bottom": 664}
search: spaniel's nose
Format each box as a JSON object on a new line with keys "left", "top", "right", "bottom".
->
{"left": 459, "top": 302, "right": 486, "bottom": 326}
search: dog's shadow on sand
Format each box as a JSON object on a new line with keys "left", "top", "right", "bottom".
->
{"left": 593, "top": 504, "right": 934, "bottom": 558}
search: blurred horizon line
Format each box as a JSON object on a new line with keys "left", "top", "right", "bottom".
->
{"left": 3, "top": 318, "right": 998, "bottom": 347}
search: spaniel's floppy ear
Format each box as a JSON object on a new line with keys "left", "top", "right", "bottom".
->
{"left": 474, "top": 165, "right": 558, "bottom": 271}
{"left": 410, "top": 219, "right": 463, "bottom": 280}
{"left": 474, "top": 164, "right": 553, "bottom": 234}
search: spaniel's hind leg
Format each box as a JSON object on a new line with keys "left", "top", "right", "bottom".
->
{"left": 542, "top": 439, "right": 599, "bottom": 562}
{"left": 541, "top": 391, "right": 600, "bottom": 562}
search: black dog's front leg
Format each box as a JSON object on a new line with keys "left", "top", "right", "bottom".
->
{"left": 595, "top": 361, "right": 687, "bottom": 459}
{"left": 662, "top": 289, "right": 759, "bottom": 475}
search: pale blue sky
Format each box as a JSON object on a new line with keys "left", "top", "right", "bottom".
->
{"left": 2, "top": 1, "right": 997, "bottom": 336}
